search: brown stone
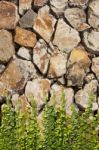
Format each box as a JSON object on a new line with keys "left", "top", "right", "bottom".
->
{"left": 0, "top": 60, "right": 26, "bottom": 94}
{"left": 19, "top": 9, "right": 37, "bottom": 28}
{"left": 0, "top": 29, "right": 15, "bottom": 63}
{"left": 34, "top": 0, "right": 48, "bottom": 8}
{"left": 0, "top": 1, "right": 19, "bottom": 29}
{"left": 15, "top": 27, "right": 37, "bottom": 47}
{"left": 53, "top": 19, "right": 80, "bottom": 52}
{"left": 67, "top": 45, "right": 91, "bottom": 87}
{"left": 48, "top": 51, "right": 67, "bottom": 78}
{"left": 33, "top": 5, "right": 56, "bottom": 42}
{"left": 11, "top": 94, "right": 30, "bottom": 112}
{"left": 19, "top": 0, "right": 32, "bottom": 15}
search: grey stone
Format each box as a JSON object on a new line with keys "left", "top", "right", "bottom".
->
{"left": 50, "top": 0, "right": 68, "bottom": 16}
{"left": 64, "top": 8, "right": 90, "bottom": 31}
{"left": 69, "top": 0, "right": 89, "bottom": 9}
{"left": 19, "top": 9, "right": 37, "bottom": 28}
{"left": 25, "top": 79, "right": 51, "bottom": 111}
{"left": 83, "top": 30, "right": 99, "bottom": 55}
{"left": 17, "top": 47, "right": 31, "bottom": 60}
{"left": 33, "top": 39, "right": 50, "bottom": 75}
{"left": 0, "top": 64, "right": 5, "bottom": 73}
{"left": 50, "top": 84, "right": 78, "bottom": 116}
{"left": 88, "top": 0, "right": 99, "bottom": 29}
{"left": 75, "top": 80, "right": 98, "bottom": 111}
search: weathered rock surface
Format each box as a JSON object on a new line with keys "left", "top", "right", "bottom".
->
{"left": 64, "top": 8, "right": 90, "bottom": 31}
{"left": 34, "top": 0, "right": 48, "bottom": 8}
{"left": 15, "top": 27, "right": 37, "bottom": 47}
{"left": 19, "top": 9, "right": 37, "bottom": 28}
{"left": 53, "top": 19, "right": 80, "bottom": 52}
{"left": 33, "top": 39, "right": 50, "bottom": 75}
{"left": 75, "top": 80, "right": 98, "bottom": 111}
{"left": 0, "top": 1, "right": 19, "bottom": 29}
{"left": 88, "top": 0, "right": 99, "bottom": 29}
{"left": 15, "top": 58, "right": 38, "bottom": 80}
{"left": 33, "top": 5, "right": 56, "bottom": 42}
{"left": 11, "top": 94, "right": 30, "bottom": 112}
{"left": 0, "top": 60, "right": 26, "bottom": 94}
{"left": 84, "top": 73, "right": 95, "bottom": 83}
{"left": 67, "top": 45, "right": 91, "bottom": 87}
{"left": 25, "top": 79, "right": 51, "bottom": 110}
{"left": 17, "top": 47, "right": 31, "bottom": 60}
{"left": 83, "top": 30, "right": 99, "bottom": 55}
{"left": 69, "top": 0, "right": 89, "bottom": 9}
{"left": 0, "top": 29, "right": 15, "bottom": 63}
{"left": 92, "top": 57, "right": 99, "bottom": 81}
{"left": 48, "top": 51, "right": 67, "bottom": 78}
{"left": 50, "top": 84, "right": 77, "bottom": 115}
{"left": 50, "top": 0, "right": 68, "bottom": 16}
{"left": 19, "top": 0, "right": 32, "bottom": 15}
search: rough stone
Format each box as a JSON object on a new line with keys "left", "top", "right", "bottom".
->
{"left": 69, "top": 0, "right": 89, "bottom": 9}
{"left": 25, "top": 79, "right": 51, "bottom": 111}
{"left": 84, "top": 73, "right": 95, "bottom": 83}
{"left": 64, "top": 8, "right": 90, "bottom": 31}
{"left": 0, "top": 1, "right": 19, "bottom": 29}
{"left": 75, "top": 80, "right": 98, "bottom": 111}
{"left": 48, "top": 51, "right": 67, "bottom": 78}
{"left": 53, "top": 19, "right": 80, "bottom": 52}
{"left": 92, "top": 57, "right": 99, "bottom": 81}
{"left": 50, "top": 0, "right": 68, "bottom": 16}
{"left": 17, "top": 47, "right": 31, "bottom": 60}
{"left": 0, "top": 29, "right": 15, "bottom": 63}
{"left": 34, "top": 0, "right": 48, "bottom": 8}
{"left": 88, "top": 0, "right": 99, "bottom": 29}
{"left": 0, "top": 64, "right": 5, "bottom": 74}
{"left": 15, "top": 58, "right": 38, "bottom": 80}
{"left": 19, "top": 9, "right": 37, "bottom": 28}
{"left": 50, "top": 84, "right": 77, "bottom": 115}
{"left": 11, "top": 94, "right": 30, "bottom": 112}
{"left": 67, "top": 45, "right": 91, "bottom": 87}
{"left": 15, "top": 27, "right": 37, "bottom": 47}
{"left": 83, "top": 30, "right": 99, "bottom": 55}
{"left": 0, "top": 60, "right": 26, "bottom": 94}
{"left": 19, "top": 0, "right": 32, "bottom": 15}
{"left": 33, "top": 5, "right": 56, "bottom": 42}
{"left": 33, "top": 39, "right": 50, "bottom": 75}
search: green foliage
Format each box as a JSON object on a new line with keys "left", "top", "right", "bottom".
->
{"left": 0, "top": 94, "right": 98, "bottom": 150}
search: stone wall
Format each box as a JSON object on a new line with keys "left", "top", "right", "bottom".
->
{"left": 0, "top": 0, "right": 99, "bottom": 116}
